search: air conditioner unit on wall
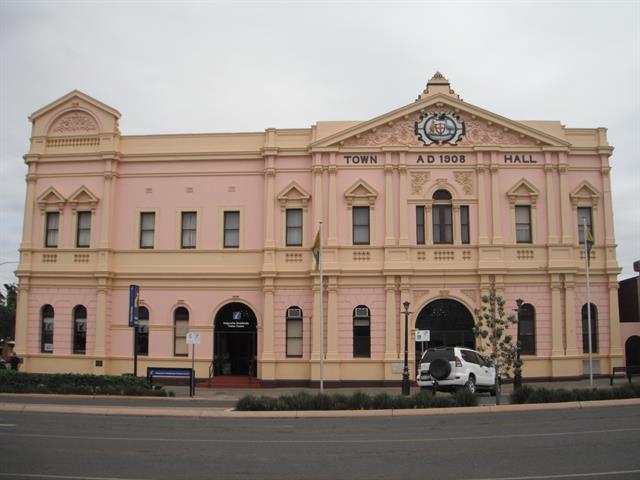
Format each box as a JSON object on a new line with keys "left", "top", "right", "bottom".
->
{"left": 354, "top": 307, "right": 369, "bottom": 318}
{"left": 288, "top": 308, "right": 302, "bottom": 319}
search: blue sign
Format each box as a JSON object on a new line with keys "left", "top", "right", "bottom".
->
{"left": 128, "top": 284, "right": 140, "bottom": 327}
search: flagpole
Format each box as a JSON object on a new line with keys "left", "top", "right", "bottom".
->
{"left": 583, "top": 218, "right": 593, "bottom": 388}
{"left": 319, "top": 221, "right": 324, "bottom": 393}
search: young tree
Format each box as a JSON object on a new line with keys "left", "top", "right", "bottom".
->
{"left": 473, "top": 289, "right": 519, "bottom": 389}
{"left": 0, "top": 283, "right": 17, "bottom": 341}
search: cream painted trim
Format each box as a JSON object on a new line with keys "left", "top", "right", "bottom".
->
{"left": 136, "top": 209, "right": 159, "bottom": 249}
{"left": 176, "top": 208, "right": 201, "bottom": 249}
{"left": 41, "top": 209, "right": 64, "bottom": 248}
{"left": 71, "top": 209, "right": 94, "bottom": 249}
{"left": 570, "top": 181, "right": 600, "bottom": 246}
{"left": 218, "top": 207, "right": 245, "bottom": 249}
{"left": 510, "top": 204, "right": 538, "bottom": 245}
{"left": 281, "top": 207, "right": 306, "bottom": 248}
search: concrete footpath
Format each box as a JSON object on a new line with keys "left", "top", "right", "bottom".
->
{"left": 1, "top": 377, "right": 638, "bottom": 418}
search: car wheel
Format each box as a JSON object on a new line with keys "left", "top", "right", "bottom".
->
{"left": 464, "top": 375, "right": 476, "bottom": 394}
{"left": 489, "top": 385, "right": 496, "bottom": 396}
{"left": 429, "top": 358, "right": 451, "bottom": 381}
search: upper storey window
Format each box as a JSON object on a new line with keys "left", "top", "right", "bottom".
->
{"left": 578, "top": 207, "right": 593, "bottom": 244}
{"left": 432, "top": 189, "right": 452, "bottom": 244}
{"left": 224, "top": 211, "right": 240, "bottom": 248}
{"left": 181, "top": 212, "right": 197, "bottom": 249}
{"left": 352, "top": 206, "right": 370, "bottom": 245}
{"left": 515, "top": 205, "right": 532, "bottom": 243}
{"left": 286, "top": 209, "right": 303, "bottom": 246}
{"left": 76, "top": 211, "right": 91, "bottom": 248}
{"left": 45, "top": 212, "right": 60, "bottom": 248}
{"left": 140, "top": 212, "right": 155, "bottom": 249}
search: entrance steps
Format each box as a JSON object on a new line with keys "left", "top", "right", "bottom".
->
{"left": 197, "top": 376, "right": 261, "bottom": 389}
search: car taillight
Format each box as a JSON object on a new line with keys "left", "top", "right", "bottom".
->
{"left": 454, "top": 356, "right": 462, "bottom": 367}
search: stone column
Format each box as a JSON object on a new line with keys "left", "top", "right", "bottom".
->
{"left": 544, "top": 156, "right": 559, "bottom": 244}
{"left": 558, "top": 156, "right": 572, "bottom": 244}
{"left": 453, "top": 205, "right": 461, "bottom": 245}
{"left": 490, "top": 156, "right": 503, "bottom": 244}
{"left": 326, "top": 276, "right": 339, "bottom": 360}
{"left": 384, "top": 156, "right": 395, "bottom": 246}
{"left": 384, "top": 276, "right": 398, "bottom": 361}
{"left": 20, "top": 171, "right": 38, "bottom": 251}
{"left": 313, "top": 154, "right": 323, "bottom": 229}
{"left": 476, "top": 156, "right": 489, "bottom": 245}
{"left": 14, "top": 282, "right": 30, "bottom": 361}
{"left": 551, "top": 274, "right": 564, "bottom": 356}
{"left": 328, "top": 156, "right": 338, "bottom": 246}
{"left": 262, "top": 280, "right": 275, "bottom": 363}
{"left": 608, "top": 278, "right": 623, "bottom": 357}
{"left": 93, "top": 279, "right": 108, "bottom": 373}
{"left": 601, "top": 164, "right": 616, "bottom": 246}
{"left": 99, "top": 167, "right": 114, "bottom": 250}
{"left": 399, "top": 154, "right": 409, "bottom": 246}
{"left": 264, "top": 160, "right": 276, "bottom": 249}
{"left": 564, "top": 274, "right": 578, "bottom": 356}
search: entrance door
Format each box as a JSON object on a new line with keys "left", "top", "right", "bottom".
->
{"left": 214, "top": 302, "right": 257, "bottom": 376}
{"left": 626, "top": 336, "right": 640, "bottom": 367}
{"left": 414, "top": 299, "right": 475, "bottom": 374}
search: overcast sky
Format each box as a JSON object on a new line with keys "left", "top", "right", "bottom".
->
{"left": 1, "top": 0, "right": 638, "bottom": 289}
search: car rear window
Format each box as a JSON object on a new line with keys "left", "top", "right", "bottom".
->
{"left": 422, "top": 349, "right": 454, "bottom": 362}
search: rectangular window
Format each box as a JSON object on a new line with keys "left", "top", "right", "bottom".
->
{"left": 181, "top": 211, "right": 197, "bottom": 248}
{"left": 140, "top": 212, "right": 155, "bottom": 249}
{"left": 416, "top": 206, "right": 425, "bottom": 245}
{"left": 174, "top": 319, "right": 188, "bottom": 356}
{"left": 76, "top": 211, "right": 91, "bottom": 248}
{"left": 286, "top": 318, "right": 303, "bottom": 357}
{"left": 433, "top": 205, "right": 452, "bottom": 244}
{"left": 352, "top": 206, "right": 370, "bottom": 245}
{"left": 224, "top": 211, "right": 240, "bottom": 248}
{"left": 286, "top": 209, "right": 303, "bottom": 246}
{"left": 460, "top": 206, "right": 470, "bottom": 244}
{"left": 578, "top": 207, "right": 593, "bottom": 244}
{"left": 45, "top": 212, "right": 59, "bottom": 248}
{"left": 515, "top": 205, "right": 532, "bottom": 243}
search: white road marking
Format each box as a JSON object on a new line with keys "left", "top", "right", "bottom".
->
{"left": 467, "top": 469, "right": 640, "bottom": 479}
{"left": 0, "top": 475, "right": 145, "bottom": 480}
{"left": 0, "top": 423, "right": 16, "bottom": 427}
{"left": 0, "top": 426, "right": 638, "bottom": 444}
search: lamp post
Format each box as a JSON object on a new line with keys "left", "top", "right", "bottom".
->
{"left": 401, "top": 300, "right": 411, "bottom": 396}
{"left": 514, "top": 298, "right": 524, "bottom": 390}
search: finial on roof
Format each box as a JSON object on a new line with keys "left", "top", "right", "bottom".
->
{"left": 417, "top": 71, "right": 459, "bottom": 101}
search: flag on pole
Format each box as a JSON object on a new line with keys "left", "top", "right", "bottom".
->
{"left": 585, "top": 228, "right": 594, "bottom": 267}
{"left": 312, "top": 228, "right": 321, "bottom": 270}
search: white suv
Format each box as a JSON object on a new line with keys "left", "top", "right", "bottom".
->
{"left": 417, "top": 346, "right": 496, "bottom": 395}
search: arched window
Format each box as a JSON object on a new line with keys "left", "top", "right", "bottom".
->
{"left": 72, "top": 305, "right": 87, "bottom": 354}
{"left": 41, "top": 305, "right": 54, "bottom": 353}
{"left": 286, "top": 306, "right": 303, "bottom": 357}
{"left": 137, "top": 306, "right": 149, "bottom": 356}
{"left": 432, "top": 189, "right": 453, "bottom": 244}
{"left": 582, "top": 303, "right": 598, "bottom": 353}
{"left": 174, "top": 306, "right": 189, "bottom": 356}
{"left": 518, "top": 304, "right": 536, "bottom": 355}
{"left": 353, "top": 305, "right": 371, "bottom": 358}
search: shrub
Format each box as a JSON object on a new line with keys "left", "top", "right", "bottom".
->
{"left": 372, "top": 392, "right": 394, "bottom": 410}
{"left": 452, "top": 388, "right": 480, "bottom": 407}
{"left": 510, "top": 384, "right": 640, "bottom": 404}
{"left": 0, "top": 370, "right": 168, "bottom": 396}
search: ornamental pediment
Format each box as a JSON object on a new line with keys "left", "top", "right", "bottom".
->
{"left": 277, "top": 181, "right": 310, "bottom": 209}
{"left": 570, "top": 181, "right": 600, "bottom": 206}
{"left": 37, "top": 187, "right": 66, "bottom": 211}
{"left": 68, "top": 186, "right": 99, "bottom": 210}
{"left": 311, "top": 93, "right": 569, "bottom": 150}
{"left": 507, "top": 178, "right": 540, "bottom": 204}
{"left": 344, "top": 179, "right": 378, "bottom": 206}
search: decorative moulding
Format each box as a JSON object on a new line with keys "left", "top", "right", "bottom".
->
{"left": 506, "top": 178, "right": 540, "bottom": 205}
{"left": 453, "top": 171, "right": 474, "bottom": 195}
{"left": 37, "top": 187, "right": 66, "bottom": 211}
{"left": 49, "top": 111, "right": 99, "bottom": 135}
{"left": 344, "top": 179, "right": 378, "bottom": 206}
{"left": 68, "top": 186, "right": 99, "bottom": 211}
{"left": 570, "top": 181, "right": 600, "bottom": 206}
{"left": 277, "top": 181, "right": 311, "bottom": 210}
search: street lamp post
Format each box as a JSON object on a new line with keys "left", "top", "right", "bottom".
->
{"left": 401, "top": 301, "right": 411, "bottom": 396}
{"left": 514, "top": 298, "right": 524, "bottom": 390}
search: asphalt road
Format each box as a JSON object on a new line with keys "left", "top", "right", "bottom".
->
{"left": 0, "top": 405, "right": 639, "bottom": 480}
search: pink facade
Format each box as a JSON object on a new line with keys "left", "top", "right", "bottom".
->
{"left": 14, "top": 74, "right": 626, "bottom": 382}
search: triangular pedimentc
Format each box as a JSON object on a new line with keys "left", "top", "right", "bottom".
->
{"left": 29, "top": 90, "right": 121, "bottom": 122}
{"left": 277, "top": 181, "right": 311, "bottom": 209}
{"left": 507, "top": 178, "right": 540, "bottom": 204}
{"left": 344, "top": 179, "right": 378, "bottom": 206}
{"left": 570, "top": 181, "right": 600, "bottom": 205}
{"left": 68, "top": 186, "right": 99, "bottom": 210}
{"left": 310, "top": 93, "right": 570, "bottom": 151}
{"left": 37, "top": 187, "right": 66, "bottom": 211}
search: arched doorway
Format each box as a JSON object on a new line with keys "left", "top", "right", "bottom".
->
{"left": 415, "top": 299, "right": 475, "bottom": 349}
{"left": 625, "top": 336, "right": 640, "bottom": 367}
{"left": 214, "top": 302, "right": 257, "bottom": 376}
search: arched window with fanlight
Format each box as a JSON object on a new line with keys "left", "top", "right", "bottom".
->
{"left": 286, "top": 306, "right": 303, "bottom": 357}
{"left": 72, "top": 305, "right": 87, "bottom": 354}
{"left": 137, "top": 306, "right": 149, "bottom": 356}
{"left": 174, "top": 306, "right": 189, "bottom": 356}
{"left": 41, "top": 304, "right": 54, "bottom": 353}
{"left": 582, "top": 303, "right": 598, "bottom": 354}
{"left": 517, "top": 303, "right": 536, "bottom": 355}
{"left": 432, "top": 189, "right": 453, "bottom": 244}
{"left": 353, "top": 305, "right": 371, "bottom": 358}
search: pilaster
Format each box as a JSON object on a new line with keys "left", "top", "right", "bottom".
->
{"left": 328, "top": 155, "right": 338, "bottom": 246}
{"left": 14, "top": 282, "right": 30, "bottom": 361}
{"left": 490, "top": 155, "right": 503, "bottom": 244}
{"left": 313, "top": 154, "right": 323, "bottom": 229}
{"left": 384, "top": 158, "right": 395, "bottom": 246}
{"left": 551, "top": 274, "right": 564, "bottom": 357}
{"left": 326, "top": 276, "right": 339, "bottom": 360}
{"left": 544, "top": 155, "right": 559, "bottom": 244}
{"left": 384, "top": 276, "right": 398, "bottom": 361}
{"left": 311, "top": 279, "right": 321, "bottom": 362}
{"left": 558, "top": 155, "right": 572, "bottom": 244}
{"left": 399, "top": 154, "right": 409, "bottom": 246}
{"left": 93, "top": 279, "right": 109, "bottom": 374}
{"left": 20, "top": 171, "right": 38, "bottom": 252}
{"left": 601, "top": 163, "right": 616, "bottom": 246}
{"left": 564, "top": 274, "right": 578, "bottom": 356}
{"left": 476, "top": 161, "right": 489, "bottom": 245}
